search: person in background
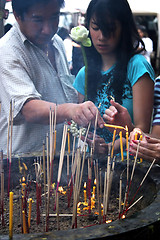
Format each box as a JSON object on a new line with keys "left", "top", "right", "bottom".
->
{"left": 73, "top": 0, "right": 154, "bottom": 155}
{"left": 57, "top": 26, "right": 73, "bottom": 70}
{"left": 137, "top": 24, "right": 153, "bottom": 64}
{"left": 71, "top": 20, "right": 84, "bottom": 77}
{"left": 0, "top": 0, "right": 104, "bottom": 156}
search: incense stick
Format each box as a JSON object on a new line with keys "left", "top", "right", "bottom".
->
{"left": 8, "top": 100, "right": 14, "bottom": 195}
{"left": 1, "top": 150, "right": 4, "bottom": 226}
{"left": 93, "top": 109, "right": 98, "bottom": 153}
{"left": 127, "top": 195, "right": 143, "bottom": 211}
{"left": 55, "top": 123, "right": 68, "bottom": 210}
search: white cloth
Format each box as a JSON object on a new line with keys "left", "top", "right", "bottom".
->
{"left": 63, "top": 38, "right": 73, "bottom": 64}
{"left": 0, "top": 22, "right": 78, "bottom": 156}
{"left": 141, "top": 37, "right": 153, "bottom": 64}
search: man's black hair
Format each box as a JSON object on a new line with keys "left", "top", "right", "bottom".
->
{"left": 12, "top": 0, "right": 65, "bottom": 18}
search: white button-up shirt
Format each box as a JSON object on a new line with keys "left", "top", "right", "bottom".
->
{"left": 0, "top": 22, "right": 78, "bottom": 156}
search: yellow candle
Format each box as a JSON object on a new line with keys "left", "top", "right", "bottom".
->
{"left": 67, "top": 129, "right": 70, "bottom": 154}
{"left": 9, "top": 192, "right": 13, "bottom": 239}
{"left": 84, "top": 190, "right": 87, "bottom": 203}
{"left": 139, "top": 134, "right": 143, "bottom": 163}
{"left": 92, "top": 186, "right": 96, "bottom": 199}
{"left": 119, "top": 131, "right": 124, "bottom": 161}
{"left": 91, "top": 198, "right": 95, "bottom": 208}
{"left": 111, "top": 129, "right": 116, "bottom": 158}
{"left": 104, "top": 123, "right": 125, "bottom": 130}
{"left": 93, "top": 186, "right": 96, "bottom": 197}
{"left": 22, "top": 210, "right": 27, "bottom": 234}
{"left": 135, "top": 133, "right": 138, "bottom": 140}
{"left": 126, "top": 130, "right": 128, "bottom": 151}
{"left": 28, "top": 198, "right": 32, "bottom": 229}
{"left": 22, "top": 183, "right": 26, "bottom": 196}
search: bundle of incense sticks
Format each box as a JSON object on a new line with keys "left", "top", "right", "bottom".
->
{"left": 71, "top": 143, "right": 87, "bottom": 229}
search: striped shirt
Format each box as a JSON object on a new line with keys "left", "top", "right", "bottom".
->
{"left": 0, "top": 22, "right": 78, "bottom": 156}
{"left": 153, "top": 76, "right": 160, "bottom": 125}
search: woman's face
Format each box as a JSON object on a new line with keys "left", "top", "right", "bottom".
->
{"left": 89, "top": 16, "right": 122, "bottom": 56}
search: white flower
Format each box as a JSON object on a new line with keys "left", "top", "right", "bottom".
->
{"left": 70, "top": 26, "right": 91, "bottom": 47}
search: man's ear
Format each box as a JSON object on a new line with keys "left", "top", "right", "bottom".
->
{"left": 13, "top": 10, "right": 21, "bottom": 21}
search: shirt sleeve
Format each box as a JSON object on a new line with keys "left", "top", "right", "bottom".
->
{"left": 73, "top": 66, "right": 85, "bottom": 95}
{"left": 127, "top": 54, "right": 155, "bottom": 86}
{"left": 153, "top": 77, "right": 160, "bottom": 125}
{"left": 0, "top": 47, "right": 41, "bottom": 120}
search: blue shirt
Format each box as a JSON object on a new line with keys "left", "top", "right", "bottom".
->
{"left": 73, "top": 54, "right": 155, "bottom": 143}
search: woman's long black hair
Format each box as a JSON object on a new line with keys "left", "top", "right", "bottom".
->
{"left": 85, "top": 0, "right": 144, "bottom": 104}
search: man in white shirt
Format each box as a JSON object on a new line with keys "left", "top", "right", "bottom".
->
{"left": 0, "top": 0, "right": 104, "bottom": 156}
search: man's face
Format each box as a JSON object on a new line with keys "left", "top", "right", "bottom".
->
{"left": 15, "top": 0, "right": 60, "bottom": 49}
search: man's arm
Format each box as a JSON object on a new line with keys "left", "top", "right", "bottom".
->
{"left": 22, "top": 99, "right": 105, "bottom": 128}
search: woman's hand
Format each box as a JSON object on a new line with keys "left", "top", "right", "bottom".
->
{"left": 129, "top": 128, "right": 145, "bottom": 142}
{"left": 103, "top": 100, "right": 133, "bottom": 132}
{"left": 129, "top": 136, "right": 160, "bottom": 164}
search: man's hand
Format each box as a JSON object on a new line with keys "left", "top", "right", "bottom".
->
{"left": 71, "top": 101, "right": 104, "bottom": 128}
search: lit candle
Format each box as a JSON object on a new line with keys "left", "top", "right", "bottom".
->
{"left": 92, "top": 186, "right": 96, "bottom": 199}
{"left": 28, "top": 198, "right": 32, "bottom": 229}
{"left": 91, "top": 197, "right": 95, "bottom": 208}
{"left": 9, "top": 192, "right": 13, "bottom": 239}
{"left": 119, "top": 131, "right": 124, "bottom": 161}
{"left": 84, "top": 190, "right": 87, "bottom": 203}
{"left": 21, "top": 177, "right": 26, "bottom": 196}
{"left": 22, "top": 183, "right": 26, "bottom": 196}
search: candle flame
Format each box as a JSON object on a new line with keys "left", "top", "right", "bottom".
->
{"left": 58, "top": 186, "right": 63, "bottom": 192}
{"left": 77, "top": 202, "right": 82, "bottom": 208}
{"left": 106, "top": 220, "right": 112, "bottom": 224}
{"left": 84, "top": 182, "right": 86, "bottom": 189}
{"left": 125, "top": 125, "right": 128, "bottom": 132}
{"left": 22, "top": 177, "right": 25, "bottom": 182}
{"left": 58, "top": 186, "right": 66, "bottom": 194}
{"left": 121, "top": 215, "right": 126, "bottom": 219}
{"left": 94, "top": 179, "right": 96, "bottom": 185}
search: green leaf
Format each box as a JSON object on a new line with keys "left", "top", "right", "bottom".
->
{"left": 82, "top": 38, "right": 92, "bottom": 47}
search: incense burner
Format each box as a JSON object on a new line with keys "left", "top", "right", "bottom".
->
{"left": 0, "top": 156, "right": 160, "bottom": 240}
